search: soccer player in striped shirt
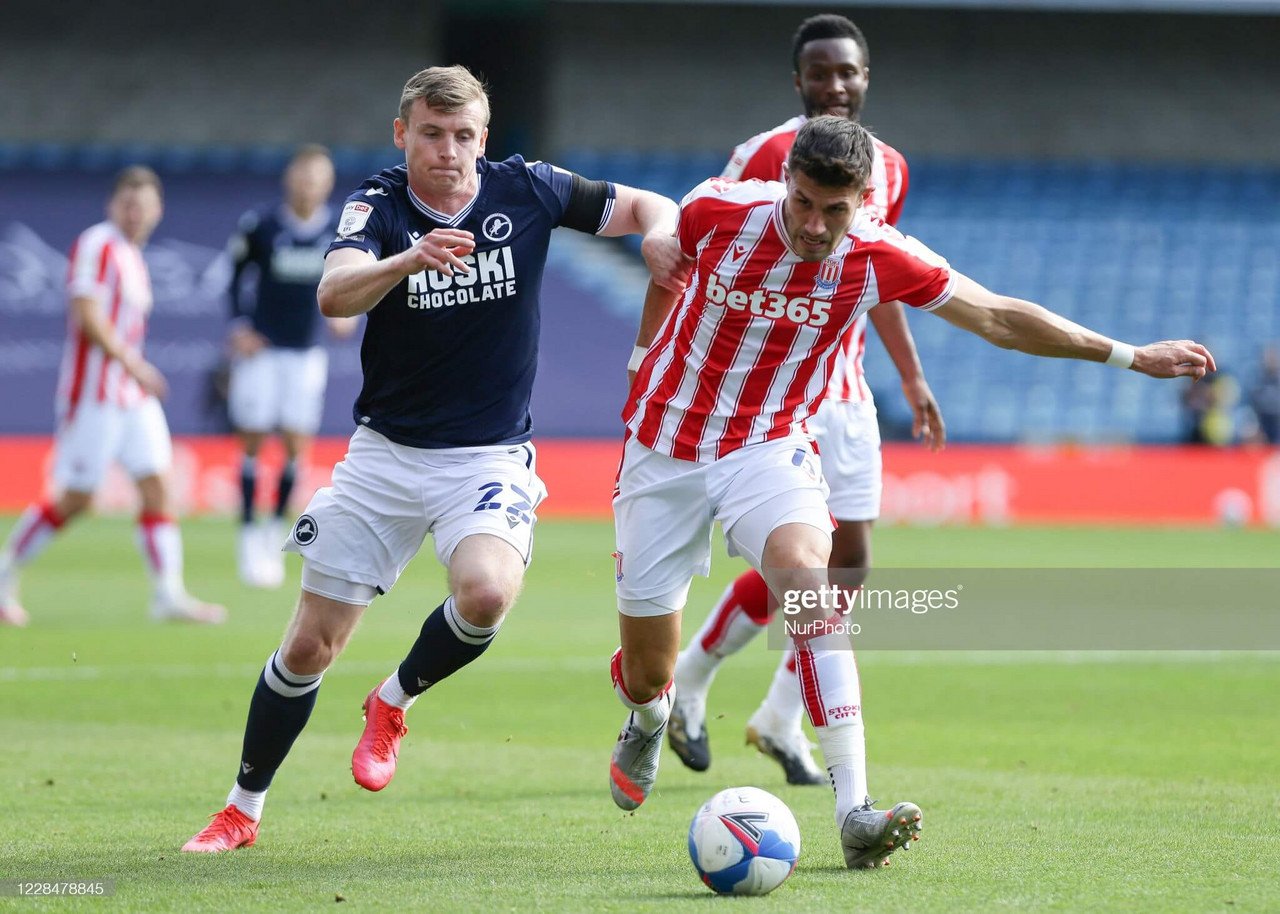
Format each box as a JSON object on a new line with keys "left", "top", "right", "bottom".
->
{"left": 671, "top": 13, "right": 943, "bottom": 787}
{"left": 608, "top": 116, "right": 1213, "bottom": 868}
{"left": 0, "top": 167, "right": 225, "bottom": 626}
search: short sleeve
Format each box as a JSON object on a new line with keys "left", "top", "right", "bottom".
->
{"left": 66, "top": 229, "right": 111, "bottom": 300}
{"left": 871, "top": 229, "right": 955, "bottom": 311}
{"left": 528, "top": 161, "right": 617, "bottom": 234}
{"left": 227, "top": 210, "right": 258, "bottom": 264}
{"left": 327, "top": 192, "right": 391, "bottom": 260}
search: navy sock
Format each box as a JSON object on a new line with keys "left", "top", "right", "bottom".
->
{"left": 397, "top": 597, "right": 499, "bottom": 697}
{"left": 236, "top": 650, "right": 322, "bottom": 792}
{"left": 275, "top": 460, "right": 297, "bottom": 518}
{"left": 240, "top": 456, "right": 257, "bottom": 526}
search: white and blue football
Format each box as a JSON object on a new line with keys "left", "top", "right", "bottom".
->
{"left": 687, "top": 786, "right": 801, "bottom": 896}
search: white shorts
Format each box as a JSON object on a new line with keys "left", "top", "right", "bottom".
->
{"left": 284, "top": 426, "right": 547, "bottom": 595}
{"left": 807, "top": 398, "right": 882, "bottom": 522}
{"left": 53, "top": 397, "right": 172, "bottom": 492}
{"left": 229, "top": 346, "right": 329, "bottom": 435}
{"left": 613, "top": 435, "right": 832, "bottom": 615}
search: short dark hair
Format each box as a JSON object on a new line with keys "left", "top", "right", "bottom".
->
{"left": 791, "top": 14, "right": 870, "bottom": 73}
{"left": 112, "top": 164, "right": 162, "bottom": 198}
{"left": 787, "top": 116, "right": 874, "bottom": 189}
{"left": 290, "top": 143, "right": 332, "bottom": 166}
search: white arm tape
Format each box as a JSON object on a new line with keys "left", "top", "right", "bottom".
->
{"left": 1105, "top": 341, "right": 1135, "bottom": 369}
{"left": 627, "top": 344, "right": 649, "bottom": 372}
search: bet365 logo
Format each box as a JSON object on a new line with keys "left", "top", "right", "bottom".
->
{"left": 704, "top": 271, "right": 831, "bottom": 327}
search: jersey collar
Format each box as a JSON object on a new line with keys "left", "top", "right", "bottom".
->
{"left": 407, "top": 169, "right": 483, "bottom": 227}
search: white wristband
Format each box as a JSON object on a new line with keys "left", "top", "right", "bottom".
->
{"left": 1105, "top": 341, "right": 1135, "bottom": 369}
{"left": 627, "top": 344, "right": 649, "bottom": 372}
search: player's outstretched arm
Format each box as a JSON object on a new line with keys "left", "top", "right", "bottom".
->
{"left": 935, "top": 274, "right": 1216, "bottom": 380}
{"left": 601, "top": 186, "right": 688, "bottom": 292}
{"left": 868, "top": 301, "right": 945, "bottom": 451}
{"left": 318, "top": 230, "right": 475, "bottom": 318}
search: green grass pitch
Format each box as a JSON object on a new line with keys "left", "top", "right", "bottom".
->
{"left": 1, "top": 517, "right": 1277, "bottom": 912}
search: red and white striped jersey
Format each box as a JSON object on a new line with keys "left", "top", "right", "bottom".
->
{"left": 57, "top": 221, "right": 154, "bottom": 420}
{"left": 723, "top": 115, "right": 910, "bottom": 403}
{"left": 624, "top": 179, "right": 952, "bottom": 463}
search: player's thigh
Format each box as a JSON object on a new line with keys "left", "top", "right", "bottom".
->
{"left": 52, "top": 401, "right": 123, "bottom": 493}
{"left": 428, "top": 443, "right": 547, "bottom": 569}
{"left": 277, "top": 347, "right": 328, "bottom": 436}
{"left": 715, "top": 437, "right": 833, "bottom": 572}
{"left": 613, "top": 439, "right": 715, "bottom": 615}
{"left": 228, "top": 349, "right": 278, "bottom": 433}
{"left": 812, "top": 399, "right": 882, "bottom": 523}
{"left": 285, "top": 427, "right": 431, "bottom": 596}
{"left": 118, "top": 398, "right": 173, "bottom": 481}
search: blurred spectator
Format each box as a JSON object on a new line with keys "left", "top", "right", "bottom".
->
{"left": 1182, "top": 371, "right": 1242, "bottom": 446}
{"left": 1249, "top": 347, "right": 1280, "bottom": 444}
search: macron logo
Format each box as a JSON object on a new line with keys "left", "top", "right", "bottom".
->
{"left": 365, "top": 187, "right": 388, "bottom": 197}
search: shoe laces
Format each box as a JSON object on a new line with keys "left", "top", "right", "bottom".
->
{"left": 203, "top": 805, "right": 250, "bottom": 836}
{"left": 371, "top": 707, "right": 407, "bottom": 759}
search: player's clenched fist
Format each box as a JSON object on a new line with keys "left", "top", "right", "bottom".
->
{"left": 1133, "top": 340, "right": 1216, "bottom": 380}
{"left": 399, "top": 228, "right": 476, "bottom": 277}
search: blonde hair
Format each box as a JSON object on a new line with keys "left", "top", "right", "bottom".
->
{"left": 399, "top": 65, "right": 490, "bottom": 126}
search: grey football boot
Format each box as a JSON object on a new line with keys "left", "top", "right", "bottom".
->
{"left": 840, "top": 799, "right": 923, "bottom": 869}
{"left": 610, "top": 712, "right": 666, "bottom": 810}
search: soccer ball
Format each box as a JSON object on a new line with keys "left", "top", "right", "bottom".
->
{"left": 687, "top": 786, "right": 801, "bottom": 896}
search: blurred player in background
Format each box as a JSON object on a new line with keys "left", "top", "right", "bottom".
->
{"left": 226, "top": 145, "right": 355, "bottom": 588}
{"left": 182, "top": 65, "right": 684, "bottom": 852}
{"left": 669, "top": 13, "right": 942, "bottom": 786}
{"left": 0, "top": 167, "right": 225, "bottom": 626}
{"left": 609, "top": 116, "right": 1214, "bottom": 868}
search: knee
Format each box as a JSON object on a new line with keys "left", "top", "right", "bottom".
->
{"left": 452, "top": 577, "right": 516, "bottom": 629}
{"left": 56, "top": 492, "right": 93, "bottom": 521}
{"left": 622, "top": 650, "right": 674, "bottom": 703}
{"left": 281, "top": 633, "right": 339, "bottom": 675}
{"left": 763, "top": 537, "right": 829, "bottom": 571}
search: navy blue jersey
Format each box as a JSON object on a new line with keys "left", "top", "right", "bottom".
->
{"left": 327, "top": 156, "right": 615, "bottom": 448}
{"left": 228, "top": 205, "right": 339, "bottom": 349}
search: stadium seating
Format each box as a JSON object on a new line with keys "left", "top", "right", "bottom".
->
{"left": 556, "top": 151, "right": 1280, "bottom": 443}
{"left": 1, "top": 142, "right": 1273, "bottom": 442}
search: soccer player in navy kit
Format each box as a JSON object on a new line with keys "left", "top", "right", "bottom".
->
{"left": 226, "top": 145, "right": 355, "bottom": 588}
{"left": 183, "top": 66, "right": 684, "bottom": 852}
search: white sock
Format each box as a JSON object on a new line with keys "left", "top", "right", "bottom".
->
{"left": 632, "top": 692, "right": 672, "bottom": 734}
{"left": 2, "top": 503, "right": 64, "bottom": 586}
{"left": 675, "top": 581, "right": 768, "bottom": 724}
{"left": 792, "top": 624, "right": 869, "bottom": 823}
{"left": 378, "top": 673, "right": 417, "bottom": 711}
{"left": 819, "top": 752, "right": 870, "bottom": 824}
{"left": 227, "top": 783, "right": 266, "bottom": 821}
{"left": 136, "top": 515, "right": 185, "bottom": 605}
{"left": 758, "top": 650, "right": 805, "bottom": 725}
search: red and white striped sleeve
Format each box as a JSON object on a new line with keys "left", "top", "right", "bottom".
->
{"left": 861, "top": 222, "right": 955, "bottom": 311}
{"left": 65, "top": 224, "right": 114, "bottom": 302}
